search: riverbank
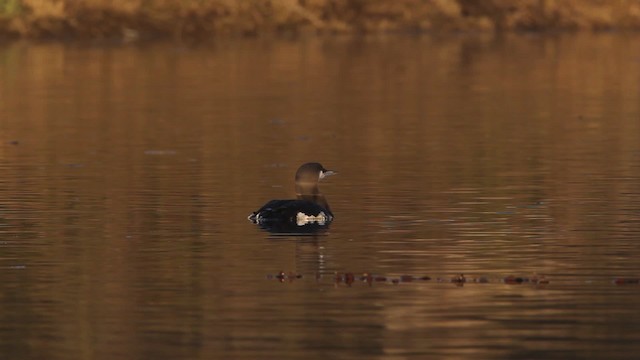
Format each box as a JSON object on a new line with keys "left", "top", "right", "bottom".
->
{"left": 2, "top": 0, "right": 640, "bottom": 39}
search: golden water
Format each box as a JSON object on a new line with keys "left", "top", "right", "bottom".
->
{"left": 1, "top": 34, "right": 639, "bottom": 359}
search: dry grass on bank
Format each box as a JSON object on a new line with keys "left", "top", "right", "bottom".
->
{"left": 2, "top": 0, "right": 640, "bottom": 39}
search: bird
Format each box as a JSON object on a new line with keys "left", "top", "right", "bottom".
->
{"left": 248, "top": 162, "right": 336, "bottom": 229}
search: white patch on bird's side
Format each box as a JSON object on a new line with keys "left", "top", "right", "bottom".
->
{"left": 296, "top": 211, "right": 328, "bottom": 226}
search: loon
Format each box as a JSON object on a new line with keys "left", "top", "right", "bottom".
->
{"left": 248, "top": 162, "right": 336, "bottom": 227}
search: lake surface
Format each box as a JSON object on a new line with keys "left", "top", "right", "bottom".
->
{"left": 1, "top": 33, "right": 639, "bottom": 359}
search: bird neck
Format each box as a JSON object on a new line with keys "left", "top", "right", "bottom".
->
{"left": 295, "top": 182, "right": 320, "bottom": 196}
{"left": 295, "top": 182, "right": 331, "bottom": 213}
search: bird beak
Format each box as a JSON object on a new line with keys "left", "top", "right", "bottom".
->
{"left": 320, "top": 170, "right": 337, "bottom": 179}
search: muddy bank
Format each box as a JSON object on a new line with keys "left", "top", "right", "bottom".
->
{"left": 2, "top": 0, "right": 640, "bottom": 39}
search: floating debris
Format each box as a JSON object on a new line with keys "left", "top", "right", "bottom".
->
{"left": 265, "top": 271, "right": 561, "bottom": 287}
{"left": 502, "top": 274, "right": 549, "bottom": 285}
{"left": 400, "top": 275, "right": 414, "bottom": 282}
{"left": 530, "top": 274, "right": 549, "bottom": 285}
{"left": 344, "top": 272, "right": 355, "bottom": 286}
{"left": 266, "top": 271, "right": 302, "bottom": 282}
{"left": 503, "top": 275, "right": 525, "bottom": 284}
{"left": 333, "top": 272, "right": 356, "bottom": 286}
{"left": 360, "top": 273, "right": 373, "bottom": 284}
{"left": 614, "top": 278, "right": 640, "bottom": 285}
{"left": 451, "top": 274, "right": 466, "bottom": 284}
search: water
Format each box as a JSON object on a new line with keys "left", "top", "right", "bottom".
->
{"left": 1, "top": 34, "right": 639, "bottom": 359}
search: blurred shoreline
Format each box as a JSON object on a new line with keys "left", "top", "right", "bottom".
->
{"left": 1, "top": 0, "right": 640, "bottom": 40}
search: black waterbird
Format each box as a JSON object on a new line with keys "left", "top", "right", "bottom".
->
{"left": 248, "top": 162, "right": 336, "bottom": 232}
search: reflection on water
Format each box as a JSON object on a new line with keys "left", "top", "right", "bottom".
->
{"left": 1, "top": 34, "right": 640, "bottom": 359}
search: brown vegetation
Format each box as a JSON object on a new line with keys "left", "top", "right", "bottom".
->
{"left": 1, "top": 0, "right": 640, "bottom": 39}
